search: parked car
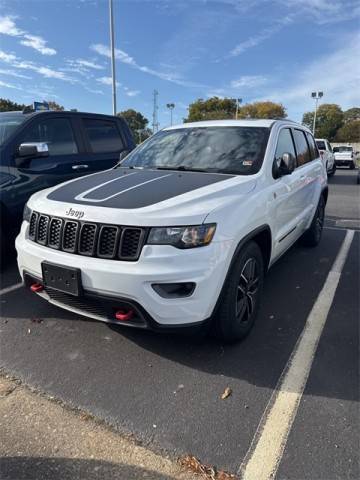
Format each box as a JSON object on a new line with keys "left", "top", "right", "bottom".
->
{"left": 16, "top": 120, "right": 327, "bottom": 342}
{"left": 0, "top": 107, "right": 134, "bottom": 252}
{"left": 333, "top": 145, "right": 356, "bottom": 169}
{"left": 315, "top": 138, "right": 336, "bottom": 176}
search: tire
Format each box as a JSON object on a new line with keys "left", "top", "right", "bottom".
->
{"left": 328, "top": 163, "right": 336, "bottom": 177}
{"left": 301, "top": 195, "right": 325, "bottom": 247}
{"left": 213, "top": 241, "right": 264, "bottom": 343}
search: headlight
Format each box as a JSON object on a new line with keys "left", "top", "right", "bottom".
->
{"left": 23, "top": 204, "right": 32, "bottom": 222}
{"left": 147, "top": 224, "right": 216, "bottom": 249}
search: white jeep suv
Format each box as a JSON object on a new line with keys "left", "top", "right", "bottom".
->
{"left": 16, "top": 120, "right": 328, "bottom": 342}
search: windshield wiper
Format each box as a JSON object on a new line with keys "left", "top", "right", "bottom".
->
{"left": 154, "top": 165, "right": 218, "bottom": 173}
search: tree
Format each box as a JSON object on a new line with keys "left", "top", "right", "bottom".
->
{"left": 47, "top": 101, "right": 64, "bottom": 111}
{"left": 0, "top": 98, "right": 25, "bottom": 112}
{"left": 334, "top": 120, "right": 360, "bottom": 142}
{"left": 302, "top": 104, "right": 344, "bottom": 140}
{"left": 344, "top": 107, "right": 360, "bottom": 123}
{"left": 118, "top": 109, "right": 150, "bottom": 143}
{"left": 238, "top": 101, "right": 286, "bottom": 119}
{"left": 184, "top": 98, "right": 286, "bottom": 122}
{"left": 184, "top": 97, "right": 237, "bottom": 122}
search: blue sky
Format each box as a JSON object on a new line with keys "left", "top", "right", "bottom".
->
{"left": 0, "top": 0, "right": 359, "bottom": 127}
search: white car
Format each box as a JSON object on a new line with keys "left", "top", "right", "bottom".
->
{"left": 16, "top": 120, "right": 328, "bottom": 342}
{"left": 315, "top": 138, "right": 336, "bottom": 176}
{"left": 333, "top": 145, "right": 356, "bottom": 169}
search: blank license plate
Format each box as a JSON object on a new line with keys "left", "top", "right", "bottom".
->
{"left": 42, "top": 262, "right": 82, "bottom": 296}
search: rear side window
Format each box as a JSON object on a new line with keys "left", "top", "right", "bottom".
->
{"left": 21, "top": 118, "right": 78, "bottom": 155}
{"left": 293, "top": 129, "right": 311, "bottom": 166}
{"left": 83, "top": 119, "right": 124, "bottom": 153}
{"left": 306, "top": 133, "right": 319, "bottom": 160}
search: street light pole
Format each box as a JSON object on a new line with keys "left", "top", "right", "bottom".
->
{"left": 235, "top": 98, "right": 242, "bottom": 120}
{"left": 311, "top": 91, "right": 323, "bottom": 135}
{"left": 166, "top": 103, "right": 175, "bottom": 126}
{"left": 109, "top": 0, "right": 117, "bottom": 116}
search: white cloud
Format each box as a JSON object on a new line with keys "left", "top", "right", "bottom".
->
{"left": 0, "top": 79, "right": 21, "bottom": 89}
{"left": 67, "top": 58, "right": 104, "bottom": 71}
{"left": 0, "top": 49, "right": 74, "bottom": 81}
{"left": 124, "top": 87, "right": 140, "bottom": 97}
{"left": 20, "top": 34, "right": 56, "bottom": 56}
{"left": 0, "top": 16, "right": 23, "bottom": 36}
{"left": 255, "top": 33, "right": 360, "bottom": 119}
{"left": 230, "top": 75, "right": 268, "bottom": 88}
{"left": 229, "top": 16, "right": 293, "bottom": 57}
{"left": 96, "top": 76, "right": 120, "bottom": 87}
{"left": 91, "top": 43, "right": 206, "bottom": 88}
{"left": 0, "top": 68, "right": 31, "bottom": 79}
{"left": 0, "top": 15, "right": 56, "bottom": 55}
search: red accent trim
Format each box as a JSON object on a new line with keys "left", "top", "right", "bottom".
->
{"left": 30, "top": 283, "right": 44, "bottom": 293}
{"left": 115, "top": 309, "right": 134, "bottom": 322}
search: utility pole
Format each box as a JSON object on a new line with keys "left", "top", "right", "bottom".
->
{"left": 235, "top": 98, "right": 242, "bottom": 120}
{"left": 166, "top": 103, "right": 175, "bottom": 126}
{"left": 109, "top": 0, "right": 117, "bottom": 115}
{"left": 152, "top": 90, "right": 159, "bottom": 133}
{"left": 311, "top": 91, "right": 323, "bottom": 135}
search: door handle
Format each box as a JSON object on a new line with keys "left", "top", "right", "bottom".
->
{"left": 72, "top": 164, "right": 89, "bottom": 170}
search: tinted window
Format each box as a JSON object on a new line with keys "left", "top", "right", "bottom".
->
{"left": 333, "top": 146, "right": 352, "bottom": 152}
{"left": 21, "top": 118, "right": 78, "bottom": 155}
{"left": 121, "top": 127, "right": 270, "bottom": 175}
{"left": 83, "top": 119, "right": 124, "bottom": 153}
{"left": 316, "top": 140, "right": 326, "bottom": 150}
{"left": 275, "top": 128, "right": 296, "bottom": 159}
{"left": 293, "top": 129, "right": 311, "bottom": 166}
{"left": 0, "top": 113, "right": 27, "bottom": 146}
{"left": 306, "top": 133, "right": 318, "bottom": 160}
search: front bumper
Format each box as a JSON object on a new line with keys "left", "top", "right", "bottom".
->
{"left": 335, "top": 159, "right": 353, "bottom": 166}
{"left": 16, "top": 222, "right": 233, "bottom": 328}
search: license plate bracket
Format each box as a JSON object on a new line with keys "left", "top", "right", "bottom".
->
{"left": 41, "top": 262, "right": 82, "bottom": 296}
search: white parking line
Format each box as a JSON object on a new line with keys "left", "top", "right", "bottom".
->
{"left": 239, "top": 229, "right": 355, "bottom": 480}
{"left": 0, "top": 282, "right": 24, "bottom": 296}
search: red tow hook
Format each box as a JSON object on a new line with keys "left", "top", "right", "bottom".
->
{"left": 30, "top": 283, "right": 44, "bottom": 293}
{"left": 115, "top": 309, "right": 134, "bottom": 322}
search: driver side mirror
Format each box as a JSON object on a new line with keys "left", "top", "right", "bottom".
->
{"left": 274, "top": 152, "right": 296, "bottom": 178}
{"left": 16, "top": 142, "right": 49, "bottom": 167}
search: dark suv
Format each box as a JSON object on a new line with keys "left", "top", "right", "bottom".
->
{"left": 0, "top": 109, "right": 134, "bottom": 247}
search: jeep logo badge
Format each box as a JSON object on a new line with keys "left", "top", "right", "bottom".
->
{"left": 65, "top": 207, "right": 84, "bottom": 220}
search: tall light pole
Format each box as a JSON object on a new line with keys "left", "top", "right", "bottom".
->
{"left": 235, "top": 98, "right": 242, "bottom": 120}
{"left": 166, "top": 103, "right": 175, "bottom": 126}
{"left": 109, "top": 0, "right": 117, "bottom": 115}
{"left": 152, "top": 90, "right": 159, "bottom": 133}
{"left": 311, "top": 91, "right": 323, "bottom": 135}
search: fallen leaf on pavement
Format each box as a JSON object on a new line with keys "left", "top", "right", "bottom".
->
{"left": 179, "top": 455, "right": 237, "bottom": 479}
{"left": 221, "top": 387, "right": 232, "bottom": 400}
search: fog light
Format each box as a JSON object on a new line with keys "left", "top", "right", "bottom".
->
{"left": 152, "top": 282, "right": 195, "bottom": 299}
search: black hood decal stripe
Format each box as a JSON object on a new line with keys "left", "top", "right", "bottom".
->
{"left": 47, "top": 168, "right": 235, "bottom": 209}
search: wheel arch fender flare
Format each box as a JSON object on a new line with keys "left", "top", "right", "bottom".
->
{"left": 211, "top": 224, "right": 272, "bottom": 318}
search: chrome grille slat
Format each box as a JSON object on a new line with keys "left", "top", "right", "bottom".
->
{"left": 29, "top": 211, "right": 145, "bottom": 261}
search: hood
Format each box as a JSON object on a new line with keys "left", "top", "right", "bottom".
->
{"left": 29, "top": 168, "right": 257, "bottom": 226}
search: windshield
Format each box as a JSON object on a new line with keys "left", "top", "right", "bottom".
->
{"left": 121, "top": 126, "right": 270, "bottom": 175}
{"left": 0, "top": 114, "right": 27, "bottom": 146}
{"left": 316, "top": 140, "right": 326, "bottom": 150}
{"left": 333, "top": 146, "right": 352, "bottom": 152}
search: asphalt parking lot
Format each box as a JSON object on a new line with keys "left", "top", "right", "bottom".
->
{"left": 1, "top": 169, "right": 359, "bottom": 479}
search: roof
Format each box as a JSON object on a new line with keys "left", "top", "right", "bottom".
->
{"left": 0, "top": 110, "right": 118, "bottom": 119}
{"left": 163, "top": 119, "right": 299, "bottom": 130}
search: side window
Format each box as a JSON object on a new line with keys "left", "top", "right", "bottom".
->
{"left": 326, "top": 141, "right": 332, "bottom": 153}
{"left": 21, "top": 118, "right": 78, "bottom": 155}
{"left": 306, "top": 132, "right": 318, "bottom": 160}
{"left": 293, "top": 129, "right": 311, "bottom": 166}
{"left": 83, "top": 119, "right": 124, "bottom": 153}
